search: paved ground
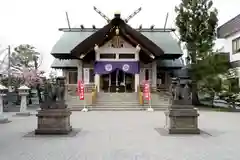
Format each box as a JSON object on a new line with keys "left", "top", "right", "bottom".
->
{"left": 1, "top": 110, "right": 240, "bottom": 160}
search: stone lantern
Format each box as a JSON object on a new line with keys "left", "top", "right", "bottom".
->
{"left": 0, "top": 84, "right": 9, "bottom": 123}
{"left": 16, "top": 85, "right": 31, "bottom": 116}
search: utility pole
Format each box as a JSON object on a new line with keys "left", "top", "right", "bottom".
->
{"left": 33, "top": 54, "right": 42, "bottom": 103}
{"left": 7, "top": 45, "right": 11, "bottom": 91}
{"left": 33, "top": 55, "right": 38, "bottom": 70}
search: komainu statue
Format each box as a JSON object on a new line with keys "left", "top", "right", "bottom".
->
{"left": 182, "top": 81, "right": 192, "bottom": 101}
{"left": 40, "top": 77, "right": 67, "bottom": 109}
{"left": 170, "top": 78, "right": 192, "bottom": 105}
{"left": 56, "top": 77, "right": 65, "bottom": 101}
{"left": 170, "top": 78, "right": 183, "bottom": 100}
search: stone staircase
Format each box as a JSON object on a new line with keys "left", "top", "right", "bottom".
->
{"left": 94, "top": 92, "right": 143, "bottom": 111}
{"left": 145, "top": 92, "right": 171, "bottom": 110}
{"left": 67, "top": 96, "right": 85, "bottom": 106}
{"left": 67, "top": 91, "right": 171, "bottom": 111}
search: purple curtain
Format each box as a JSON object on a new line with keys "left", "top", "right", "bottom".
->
{"left": 94, "top": 61, "right": 139, "bottom": 75}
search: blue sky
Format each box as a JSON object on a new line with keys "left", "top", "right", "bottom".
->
{"left": 0, "top": 0, "right": 239, "bottom": 75}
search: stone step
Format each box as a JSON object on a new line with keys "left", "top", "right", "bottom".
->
{"left": 96, "top": 101, "right": 139, "bottom": 104}
{"left": 68, "top": 101, "right": 139, "bottom": 105}
{"left": 96, "top": 99, "right": 138, "bottom": 101}
{"left": 96, "top": 103, "right": 139, "bottom": 106}
{"left": 69, "top": 106, "right": 168, "bottom": 111}
{"left": 95, "top": 104, "right": 140, "bottom": 107}
{"left": 96, "top": 93, "right": 139, "bottom": 105}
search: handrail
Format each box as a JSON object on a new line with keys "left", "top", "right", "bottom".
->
{"left": 91, "top": 85, "right": 97, "bottom": 106}
{"left": 137, "top": 85, "right": 144, "bottom": 105}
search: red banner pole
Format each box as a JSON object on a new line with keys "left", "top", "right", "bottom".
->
{"left": 78, "top": 80, "right": 84, "bottom": 100}
{"left": 143, "top": 80, "right": 153, "bottom": 111}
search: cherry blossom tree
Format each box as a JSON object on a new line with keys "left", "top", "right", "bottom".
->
{"left": 17, "top": 68, "right": 44, "bottom": 88}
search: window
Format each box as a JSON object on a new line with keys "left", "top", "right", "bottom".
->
{"left": 119, "top": 54, "right": 135, "bottom": 59}
{"left": 232, "top": 37, "right": 240, "bottom": 54}
{"left": 68, "top": 71, "right": 77, "bottom": 84}
{"left": 100, "top": 54, "right": 116, "bottom": 59}
{"left": 89, "top": 69, "right": 95, "bottom": 83}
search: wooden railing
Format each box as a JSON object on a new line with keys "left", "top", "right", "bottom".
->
{"left": 66, "top": 83, "right": 95, "bottom": 95}
{"left": 65, "top": 84, "right": 96, "bottom": 105}
{"left": 137, "top": 85, "right": 144, "bottom": 105}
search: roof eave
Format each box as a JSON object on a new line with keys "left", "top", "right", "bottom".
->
{"left": 217, "top": 14, "right": 240, "bottom": 38}
{"left": 157, "top": 53, "right": 183, "bottom": 59}
{"left": 51, "top": 66, "right": 78, "bottom": 69}
{"left": 51, "top": 53, "right": 78, "bottom": 59}
{"left": 157, "top": 66, "right": 183, "bottom": 70}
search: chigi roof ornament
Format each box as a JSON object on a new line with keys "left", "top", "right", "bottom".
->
{"left": 93, "top": 6, "right": 142, "bottom": 24}
{"left": 124, "top": 7, "right": 142, "bottom": 23}
{"left": 93, "top": 6, "right": 111, "bottom": 23}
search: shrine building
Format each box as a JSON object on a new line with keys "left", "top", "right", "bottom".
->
{"left": 50, "top": 12, "right": 184, "bottom": 97}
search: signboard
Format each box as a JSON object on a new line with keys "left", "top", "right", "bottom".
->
{"left": 78, "top": 80, "right": 84, "bottom": 100}
{"left": 143, "top": 81, "right": 151, "bottom": 101}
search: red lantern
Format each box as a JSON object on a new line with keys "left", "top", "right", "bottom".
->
{"left": 78, "top": 80, "right": 84, "bottom": 100}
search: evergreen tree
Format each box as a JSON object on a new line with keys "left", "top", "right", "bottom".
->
{"left": 219, "top": 69, "right": 240, "bottom": 110}
{"left": 197, "top": 53, "right": 230, "bottom": 106}
{"left": 175, "top": 0, "right": 218, "bottom": 105}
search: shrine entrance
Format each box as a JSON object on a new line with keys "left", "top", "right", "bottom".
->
{"left": 95, "top": 61, "right": 139, "bottom": 93}
{"left": 101, "top": 69, "right": 134, "bottom": 93}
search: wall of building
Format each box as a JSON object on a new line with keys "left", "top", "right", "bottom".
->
{"left": 95, "top": 36, "right": 140, "bottom": 92}
{"left": 59, "top": 36, "right": 175, "bottom": 94}
{"left": 96, "top": 36, "right": 138, "bottom": 61}
{"left": 223, "top": 31, "right": 240, "bottom": 62}
{"left": 221, "top": 31, "right": 240, "bottom": 86}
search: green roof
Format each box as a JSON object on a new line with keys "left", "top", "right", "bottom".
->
{"left": 157, "top": 58, "right": 184, "bottom": 68}
{"left": 51, "top": 59, "right": 79, "bottom": 69}
{"left": 141, "top": 32, "right": 181, "bottom": 54}
{"left": 51, "top": 30, "right": 182, "bottom": 55}
{"left": 51, "top": 31, "right": 93, "bottom": 54}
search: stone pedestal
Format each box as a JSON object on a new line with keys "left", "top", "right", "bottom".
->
{"left": 165, "top": 104, "right": 200, "bottom": 134}
{"left": 0, "top": 96, "right": 9, "bottom": 123}
{"left": 35, "top": 108, "right": 72, "bottom": 134}
{"left": 0, "top": 115, "right": 9, "bottom": 123}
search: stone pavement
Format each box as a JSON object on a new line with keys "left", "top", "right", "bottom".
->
{"left": 1, "top": 111, "right": 240, "bottom": 160}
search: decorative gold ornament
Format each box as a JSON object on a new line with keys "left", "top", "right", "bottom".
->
{"left": 115, "top": 27, "right": 119, "bottom": 35}
{"left": 136, "top": 44, "right": 141, "bottom": 53}
{"left": 94, "top": 44, "right": 99, "bottom": 52}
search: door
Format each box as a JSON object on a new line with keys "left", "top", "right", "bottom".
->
{"left": 110, "top": 70, "right": 117, "bottom": 92}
